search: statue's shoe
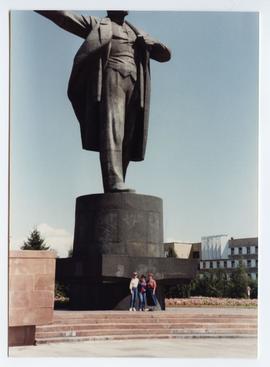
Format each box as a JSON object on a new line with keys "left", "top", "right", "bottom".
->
{"left": 108, "top": 183, "right": 136, "bottom": 193}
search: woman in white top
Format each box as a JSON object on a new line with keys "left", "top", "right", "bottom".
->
{"left": 129, "top": 272, "right": 139, "bottom": 311}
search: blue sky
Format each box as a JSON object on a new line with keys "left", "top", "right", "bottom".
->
{"left": 10, "top": 11, "right": 258, "bottom": 257}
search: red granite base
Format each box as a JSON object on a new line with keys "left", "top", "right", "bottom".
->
{"left": 9, "top": 326, "right": 36, "bottom": 346}
{"left": 9, "top": 250, "right": 56, "bottom": 346}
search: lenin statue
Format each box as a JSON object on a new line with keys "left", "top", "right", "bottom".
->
{"left": 35, "top": 10, "right": 171, "bottom": 193}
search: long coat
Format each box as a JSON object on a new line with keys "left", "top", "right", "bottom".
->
{"left": 36, "top": 11, "right": 171, "bottom": 161}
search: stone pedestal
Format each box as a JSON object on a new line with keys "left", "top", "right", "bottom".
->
{"left": 9, "top": 250, "right": 56, "bottom": 346}
{"left": 57, "top": 255, "right": 198, "bottom": 310}
{"left": 73, "top": 193, "right": 164, "bottom": 258}
{"left": 56, "top": 193, "right": 199, "bottom": 310}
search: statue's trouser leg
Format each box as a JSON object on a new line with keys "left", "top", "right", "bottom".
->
{"left": 122, "top": 76, "right": 140, "bottom": 180}
{"left": 99, "top": 68, "right": 138, "bottom": 192}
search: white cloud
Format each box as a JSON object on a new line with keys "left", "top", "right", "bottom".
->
{"left": 37, "top": 223, "right": 73, "bottom": 258}
{"left": 10, "top": 224, "right": 73, "bottom": 258}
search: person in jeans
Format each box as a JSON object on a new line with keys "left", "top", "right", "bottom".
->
{"left": 138, "top": 274, "right": 147, "bottom": 311}
{"left": 147, "top": 272, "right": 158, "bottom": 310}
{"left": 129, "top": 272, "right": 139, "bottom": 311}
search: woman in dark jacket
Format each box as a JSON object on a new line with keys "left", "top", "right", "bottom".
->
{"left": 138, "top": 274, "right": 147, "bottom": 311}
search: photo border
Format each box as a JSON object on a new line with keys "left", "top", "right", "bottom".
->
{"left": 1, "top": 1, "right": 269, "bottom": 366}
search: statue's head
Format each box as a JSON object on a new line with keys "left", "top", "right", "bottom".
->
{"left": 107, "top": 10, "right": 129, "bottom": 19}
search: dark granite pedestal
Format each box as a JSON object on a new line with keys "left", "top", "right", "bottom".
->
{"left": 56, "top": 193, "right": 198, "bottom": 310}
{"left": 73, "top": 193, "right": 164, "bottom": 258}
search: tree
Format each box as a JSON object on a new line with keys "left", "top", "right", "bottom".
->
{"left": 248, "top": 278, "right": 258, "bottom": 299}
{"left": 228, "top": 260, "right": 250, "bottom": 298}
{"left": 165, "top": 282, "right": 191, "bottom": 298}
{"left": 191, "top": 270, "right": 231, "bottom": 298}
{"left": 210, "top": 269, "right": 231, "bottom": 297}
{"left": 165, "top": 262, "right": 255, "bottom": 299}
{"left": 21, "top": 228, "right": 50, "bottom": 250}
{"left": 190, "top": 273, "right": 210, "bottom": 297}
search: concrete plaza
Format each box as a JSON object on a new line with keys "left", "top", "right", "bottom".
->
{"left": 9, "top": 337, "right": 257, "bottom": 358}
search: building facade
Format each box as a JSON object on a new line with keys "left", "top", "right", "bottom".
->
{"left": 164, "top": 242, "right": 200, "bottom": 260}
{"left": 199, "top": 236, "right": 258, "bottom": 280}
{"left": 164, "top": 235, "right": 258, "bottom": 280}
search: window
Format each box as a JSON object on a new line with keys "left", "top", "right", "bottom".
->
{"left": 203, "top": 262, "right": 206, "bottom": 269}
{"left": 210, "top": 261, "right": 213, "bottom": 269}
{"left": 255, "top": 246, "right": 258, "bottom": 254}
{"left": 248, "top": 273, "right": 251, "bottom": 278}
{"left": 231, "top": 248, "right": 234, "bottom": 255}
{"left": 247, "top": 247, "right": 251, "bottom": 255}
{"left": 192, "top": 251, "right": 200, "bottom": 259}
{"left": 247, "top": 260, "right": 251, "bottom": 267}
{"left": 224, "top": 261, "right": 227, "bottom": 268}
{"left": 256, "top": 260, "right": 258, "bottom": 268}
{"left": 231, "top": 260, "right": 235, "bottom": 268}
{"left": 239, "top": 247, "right": 242, "bottom": 255}
{"left": 217, "top": 261, "right": 220, "bottom": 269}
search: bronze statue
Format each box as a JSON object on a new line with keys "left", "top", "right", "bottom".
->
{"left": 35, "top": 10, "right": 171, "bottom": 192}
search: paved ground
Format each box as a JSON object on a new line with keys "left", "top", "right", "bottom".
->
{"left": 9, "top": 307, "right": 258, "bottom": 358}
{"left": 9, "top": 338, "right": 257, "bottom": 358}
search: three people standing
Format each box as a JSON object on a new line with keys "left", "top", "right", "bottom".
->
{"left": 129, "top": 272, "right": 158, "bottom": 311}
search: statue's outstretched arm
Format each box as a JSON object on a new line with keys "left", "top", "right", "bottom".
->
{"left": 35, "top": 10, "right": 92, "bottom": 39}
{"left": 136, "top": 33, "right": 171, "bottom": 62}
{"left": 148, "top": 41, "right": 171, "bottom": 62}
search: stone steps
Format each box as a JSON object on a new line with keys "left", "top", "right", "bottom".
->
{"left": 37, "top": 322, "right": 256, "bottom": 332}
{"left": 35, "top": 311, "right": 257, "bottom": 344}
{"left": 53, "top": 311, "right": 257, "bottom": 318}
{"left": 50, "top": 317, "right": 257, "bottom": 323}
{"left": 36, "top": 333, "right": 257, "bottom": 344}
{"left": 36, "top": 328, "right": 257, "bottom": 338}
{"left": 52, "top": 314, "right": 257, "bottom": 323}
{"left": 52, "top": 314, "right": 257, "bottom": 319}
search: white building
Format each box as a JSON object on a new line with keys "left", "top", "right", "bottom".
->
{"left": 200, "top": 236, "right": 258, "bottom": 280}
{"left": 201, "top": 234, "right": 229, "bottom": 260}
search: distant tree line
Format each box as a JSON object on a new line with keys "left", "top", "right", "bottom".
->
{"left": 166, "top": 262, "right": 258, "bottom": 299}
